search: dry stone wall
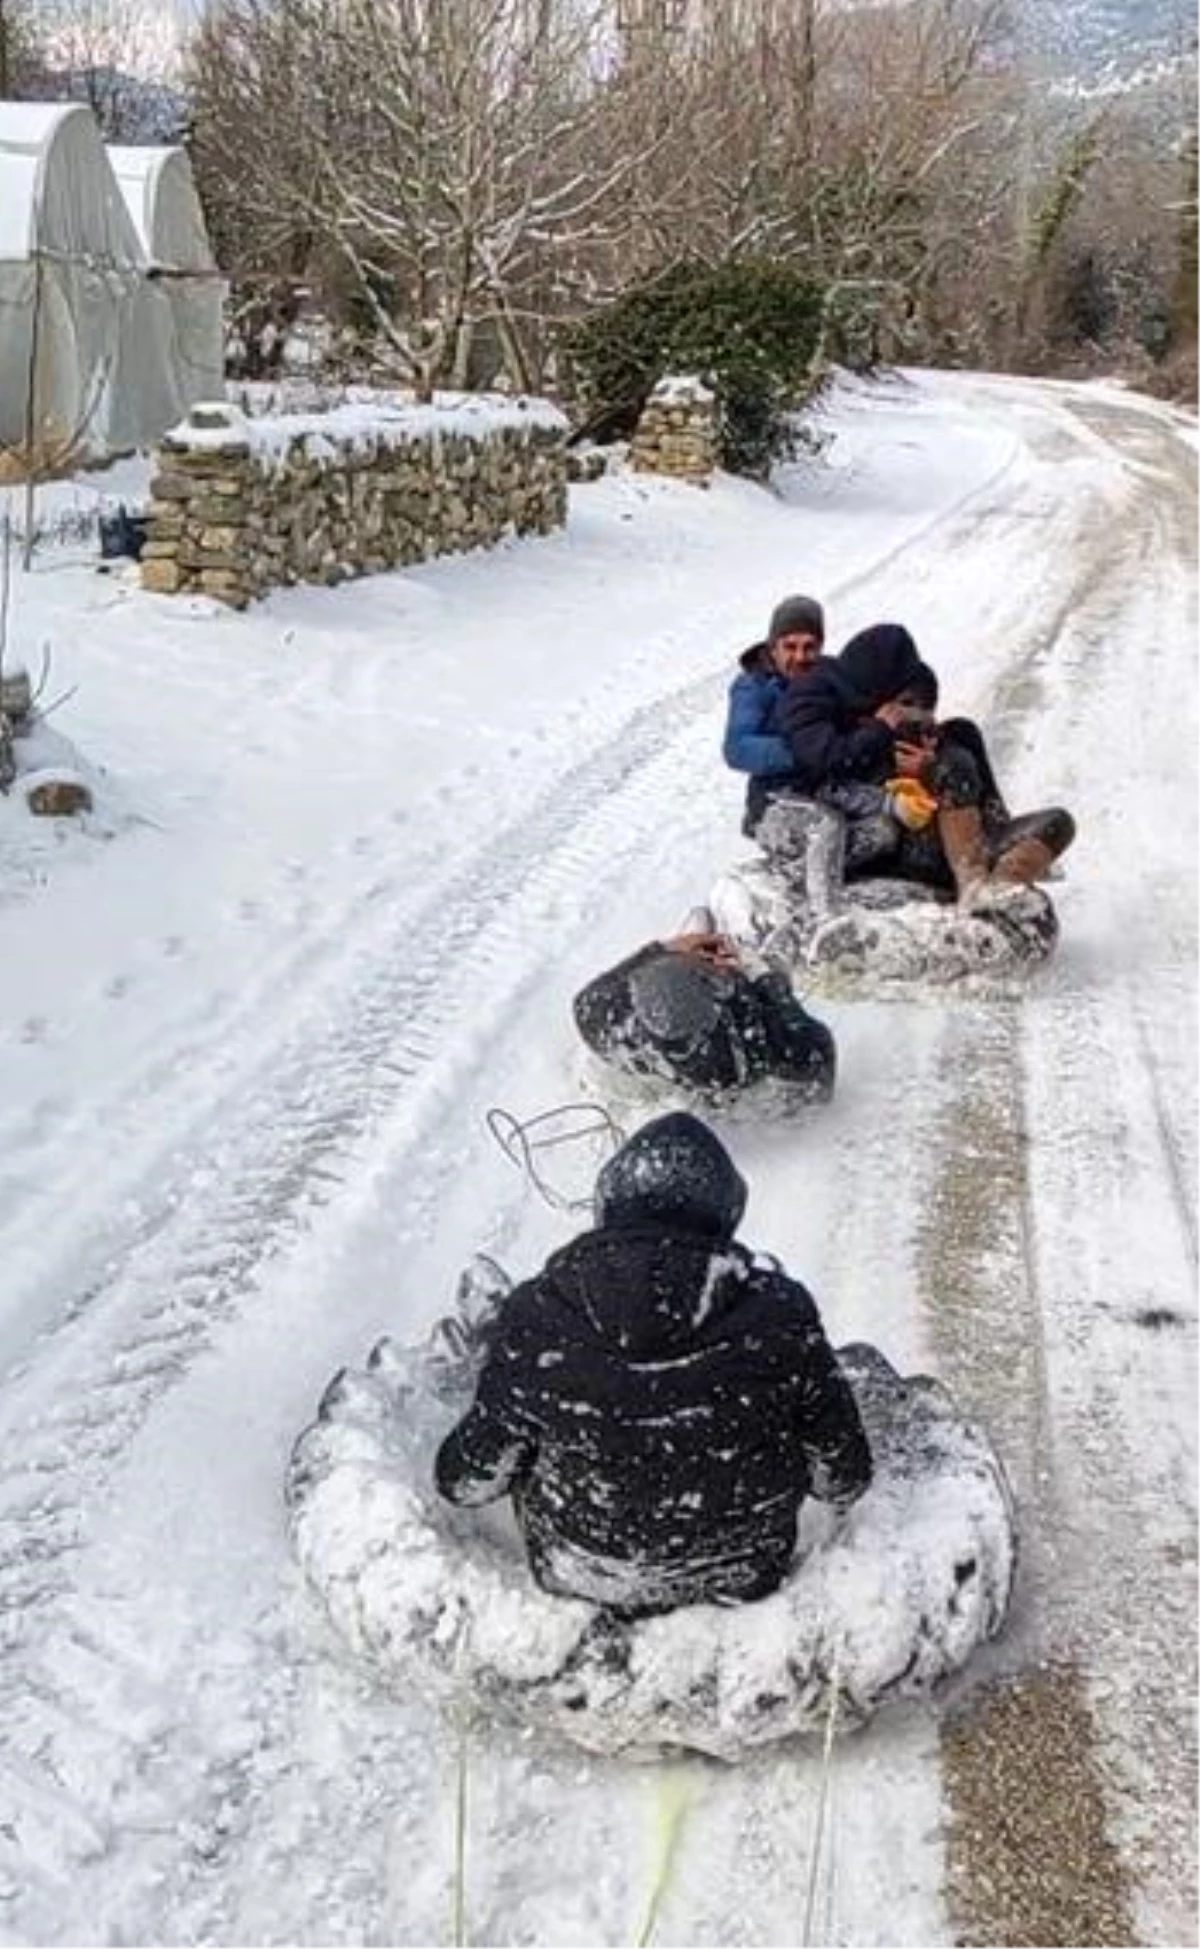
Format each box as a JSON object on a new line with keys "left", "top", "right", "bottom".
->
{"left": 630, "top": 375, "right": 718, "bottom": 484}
{"left": 142, "top": 396, "right": 568, "bottom": 607}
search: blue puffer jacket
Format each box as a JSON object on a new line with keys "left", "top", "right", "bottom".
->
{"left": 723, "top": 642, "right": 799, "bottom": 834}
{"left": 723, "top": 643, "right": 793, "bottom": 778}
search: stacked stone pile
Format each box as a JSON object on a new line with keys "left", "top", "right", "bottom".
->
{"left": 629, "top": 376, "right": 718, "bottom": 484}
{"left": 142, "top": 398, "right": 568, "bottom": 608}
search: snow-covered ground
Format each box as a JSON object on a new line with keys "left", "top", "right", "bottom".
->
{"left": 0, "top": 371, "right": 1193, "bottom": 1946}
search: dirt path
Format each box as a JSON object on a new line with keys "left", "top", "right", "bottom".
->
{"left": 921, "top": 386, "right": 1197, "bottom": 1948}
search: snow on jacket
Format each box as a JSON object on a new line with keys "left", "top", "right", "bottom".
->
{"left": 573, "top": 943, "right": 836, "bottom": 1103}
{"left": 777, "top": 623, "right": 923, "bottom": 794}
{"left": 435, "top": 1125, "right": 871, "bottom": 1615}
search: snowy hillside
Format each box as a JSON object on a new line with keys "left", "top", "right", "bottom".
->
{"left": 1031, "top": 0, "right": 1194, "bottom": 74}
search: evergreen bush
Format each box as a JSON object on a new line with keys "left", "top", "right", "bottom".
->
{"left": 562, "top": 260, "right": 825, "bottom": 475}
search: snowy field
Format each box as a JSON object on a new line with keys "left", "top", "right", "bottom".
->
{"left": 0, "top": 371, "right": 1194, "bottom": 1945}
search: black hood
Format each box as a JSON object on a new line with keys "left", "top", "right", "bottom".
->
{"left": 628, "top": 952, "right": 733, "bottom": 1051}
{"left": 836, "top": 624, "right": 921, "bottom": 710}
{"left": 739, "top": 638, "right": 773, "bottom": 674}
{"left": 595, "top": 1112, "right": 748, "bottom": 1240}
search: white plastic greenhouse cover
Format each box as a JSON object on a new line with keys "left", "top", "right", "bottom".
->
{"left": 109, "top": 145, "right": 225, "bottom": 406}
{"left": 0, "top": 102, "right": 225, "bottom": 461}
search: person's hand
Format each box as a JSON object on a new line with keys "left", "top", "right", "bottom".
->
{"left": 893, "top": 740, "right": 932, "bottom": 780}
{"left": 874, "top": 699, "right": 910, "bottom": 729}
{"left": 665, "top": 931, "right": 740, "bottom": 968}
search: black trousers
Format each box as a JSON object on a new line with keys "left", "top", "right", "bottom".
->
{"left": 891, "top": 719, "right": 1073, "bottom": 891}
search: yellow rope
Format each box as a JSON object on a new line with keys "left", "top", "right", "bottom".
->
{"left": 635, "top": 1768, "right": 694, "bottom": 1947}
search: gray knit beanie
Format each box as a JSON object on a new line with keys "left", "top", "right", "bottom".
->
{"left": 768, "top": 595, "right": 825, "bottom": 646}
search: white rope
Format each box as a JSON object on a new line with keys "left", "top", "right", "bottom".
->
{"left": 801, "top": 1645, "right": 843, "bottom": 1948}
{"left": 451, "top": 1622, "right": 472, "bottom": 1948}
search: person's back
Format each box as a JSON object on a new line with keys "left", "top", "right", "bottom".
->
{"left": 435, "top": 1114, "right": 871, "bottom": 1614}
{"left": 573, "top": 932, "right": 836, "bottom": 1103}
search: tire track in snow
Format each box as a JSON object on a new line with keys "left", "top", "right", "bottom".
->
{"left": 926, "top": 389, "right": 1196, "bottom": 1945}
{"left": 1027, "top": 393, "right": 1198, "bottom": 1946}
{"left": 0, "top": 684, "right": 719, "bottom": 1574}
{"left": 0, "top": 697, "right": 738, "bottom": 1937}
{"left": 0, "top": 395, "right": 1066, "bottom": 1945}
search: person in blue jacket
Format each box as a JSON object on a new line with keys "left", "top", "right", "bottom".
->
{"left": 723, "top": 595, "right": 826, "bottom": 835}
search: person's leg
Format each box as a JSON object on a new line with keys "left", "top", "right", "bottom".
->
{"left": 892, "top": 822, "right": 956, "bottom": 891}
{"left": 926, "top": 742, "right": 991, "bottom": 902}
{"left": 759, "top": 795, "right": 848, "bottom": 921}
{"left": 816, "top": 783, "right": 899, "bottom": 886}
{"left": 937, "top": 718, "right": 1009, "bottom": 825}
{"left": 988, "top": 806, "right": 1076, "bottom": 886}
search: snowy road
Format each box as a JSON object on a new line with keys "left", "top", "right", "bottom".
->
{"left": 0, "top": 374, "right": 1193, "bottom": 1946}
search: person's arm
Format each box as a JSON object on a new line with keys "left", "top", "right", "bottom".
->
{"left": 435, "top": 1343, "right": 537, "bottom": 1507}
{"left": 772, "top": 1278, "right": 872, "bottom": 1507}
{"left": 753, "top": 973, "right": 837, "bottom": 1099}
{"left": 723, "top": 676, "right": 795, "bottom": 777}
{"left": 779, "top": 679, "right": 894, "bottom": 787}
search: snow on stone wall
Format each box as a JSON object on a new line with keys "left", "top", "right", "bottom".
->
{"left": 630, "top": 375, "right": 718, "bottom": 486}
{"left": 141, "top": 395, "right": 568, "bottom": 607}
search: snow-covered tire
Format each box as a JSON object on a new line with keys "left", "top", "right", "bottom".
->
{"left": 710, "top": 859, "right": 1058, "bottom": 995}
{"left": 574, "top": 1047, "right": 832, "bottom": 1125}
{"left": 286, "top": 1334, "right": 1016, "bottom": 1762}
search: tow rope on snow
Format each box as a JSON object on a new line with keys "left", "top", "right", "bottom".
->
{"left": 802, "top": 1646, "right": 843, "bottom": 1947}
{"left": 486, "top": 1102, "right": 625, "bottom": 1213}
{"left": 636, "top": 1768, "right": 695, "bottom": 1947}
{"left": 452, "top": 1625, "right": 472, "bottom": 1948}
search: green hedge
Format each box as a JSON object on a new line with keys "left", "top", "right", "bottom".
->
{"left": 562, "top": 260, "right": 825, "bottom": 475}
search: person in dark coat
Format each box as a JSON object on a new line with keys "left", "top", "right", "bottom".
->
{"left": 573, "top": 923, "right": 836, "bottom": 1104}
{"left": 776, "top": 621, "right": 922, "bottom": 797}
{"left": 722, "top": 595, "right": 827, "bottom": 835}
{"left": 775, "top": 623, "right": 1075, "bottom": 904}
{"left": 435, "top": 1112, "right": 872, "bottom": 1615}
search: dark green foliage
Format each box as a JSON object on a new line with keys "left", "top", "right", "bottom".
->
{"left": 1170, "top": 129, "right": 1198, "bottom": 350}
{"left": 562, "top": 260, "right": 825, "bottom": 476}
{"left": 1052, "top": 247, "right": 1118, "bottom": 346}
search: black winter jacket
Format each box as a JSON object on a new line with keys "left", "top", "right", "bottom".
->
{"left": 775, "top": 623, "right": 923, "bottom": 794}
{"left": 435, "top": 1222, "right": 872, "bottom": 1614}
{"left": 573, "top": 944, "right": 836, "bottom": 1102}
{"left": 776, "top": 662, "right": 895, "bottom": 793}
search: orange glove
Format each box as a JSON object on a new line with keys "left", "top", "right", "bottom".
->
{"left": 886, "top": 776, "right": 939, "bottom": 831}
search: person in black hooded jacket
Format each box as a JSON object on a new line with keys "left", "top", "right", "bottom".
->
{"left": 573, "top": 924, "right": 836, "bottom": 1106}
{"left": 435, "top": 1112, "right": 872, "bottom": 1616}
{"left": 777, "top": 621, "right": 924, "bottom": 796}
{"left": 775, "top": 623, "right": 1075, "bottom": 904}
